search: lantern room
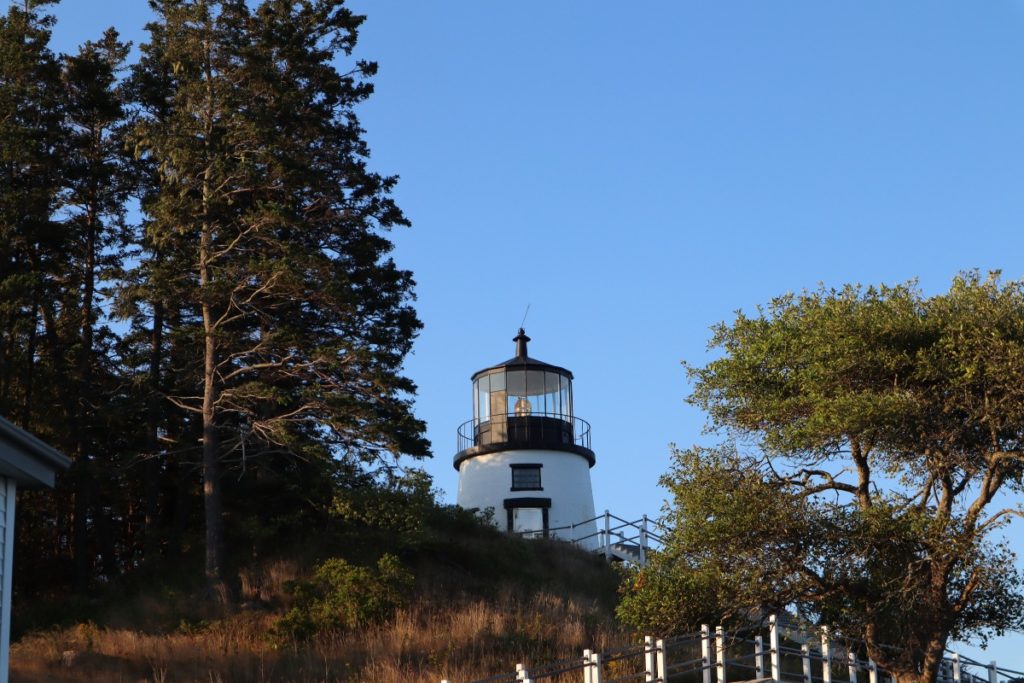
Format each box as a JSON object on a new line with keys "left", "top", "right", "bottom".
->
{"left": 455, "top": 329, "right": 594, "bottom": 464}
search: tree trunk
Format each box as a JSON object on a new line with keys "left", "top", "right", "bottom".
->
{"left": 201, "top": 298, "right": 225, "bottom": 593}
{"left": 200, "top": 36, "right": 226, "bottom": 594}
{"left": 22, "top": 297, "right": 38, "bottom": 430}
{"left": 72, "top": 464, "right": 92, "bottom": 589}
{"left": 143, "top": 299, "right": 164, "bottom": 562}
{"left": 200, "top": 180, "right": 226, "bottom": 594}
{"left": 871, "top": 627, "right": 947, "bottom": 683}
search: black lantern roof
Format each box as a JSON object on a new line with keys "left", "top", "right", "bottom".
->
{"left": 471, "top": 329, "right": 574, "bottom": 381}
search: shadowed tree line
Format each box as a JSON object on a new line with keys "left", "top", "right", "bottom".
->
{"left": 0, "top": 0, "right": 428, "bottom": 598}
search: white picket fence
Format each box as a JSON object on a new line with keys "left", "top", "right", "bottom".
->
{"left": 440, "top": 614, "right": 1024, "bottom": 683}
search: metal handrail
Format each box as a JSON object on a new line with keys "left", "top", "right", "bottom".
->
{"left": 508, "top": 510, "right": 667, "bottom": 574}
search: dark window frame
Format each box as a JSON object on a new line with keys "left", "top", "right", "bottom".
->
{"left": 510, "top": 463, "right": 543, "bottom": 491}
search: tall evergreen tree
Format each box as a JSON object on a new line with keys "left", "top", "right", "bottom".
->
{"left": 56, "top": 27, "right": 134, "bottom": 586}
{"left": 0, "top": 2, "right": 138, "bottom": 588}
{"left": 0, "top": 0, "right": 79, "bottom": 589}
{"left": 130, "top": 0, "right": 428, "bottom": 592}
{"left": 0, "top": 0, "right": 63, "bottom": 429}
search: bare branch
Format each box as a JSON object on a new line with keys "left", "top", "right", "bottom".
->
{"left": 977, "top": 507, "right": 1024, "bottom": 535}
{"left": 164, "top": 394, "right": 203, "bottom": 414}
{"left": 777, "top": 468, "right": 859, "bottom": 498}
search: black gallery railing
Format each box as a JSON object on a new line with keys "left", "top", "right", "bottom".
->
{"left": 456, "top": 414, "right": 592, "bottom": 452}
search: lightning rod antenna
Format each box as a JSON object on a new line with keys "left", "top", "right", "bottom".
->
{"left": 519, "top": 304, "right": 531, "bottom": 332}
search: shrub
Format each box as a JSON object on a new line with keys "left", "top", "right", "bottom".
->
{"left": 272, "top": 554, "right": 413, "bottom": 642}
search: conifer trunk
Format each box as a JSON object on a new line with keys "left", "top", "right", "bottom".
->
{"left": 200, "top": 31, "right": 226, "bottom": 592}
{"left": 143, "top": 299, "right": 164, "bottom": 562}
{"left": 201, "top": 298, "right": 225, "bottom": 590}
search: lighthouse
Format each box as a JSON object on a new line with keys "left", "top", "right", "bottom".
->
{"left": 455, "top": 329, "right": 599, "bottom": 548}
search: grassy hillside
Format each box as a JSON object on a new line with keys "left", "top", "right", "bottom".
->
{"left": 11, "top": 491, "right": 629, "bottom": 683}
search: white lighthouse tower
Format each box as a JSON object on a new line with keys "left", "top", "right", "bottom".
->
{"left": 455, "top": 329, "right": 599, "bottom": 549}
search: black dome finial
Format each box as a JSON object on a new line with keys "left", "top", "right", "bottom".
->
{"left": 514, "top": 328, "right": 531, "bottom": 358}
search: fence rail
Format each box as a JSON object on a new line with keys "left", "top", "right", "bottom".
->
{"left": 441, "top": 614, "right": 1019, "bottom": 683}
{"left": 512, "top": 510, "right": 669, "bottom": 565}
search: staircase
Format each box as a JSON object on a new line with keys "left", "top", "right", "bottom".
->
{"left": 607, "top": 541, "right": 645, "bottom": 564}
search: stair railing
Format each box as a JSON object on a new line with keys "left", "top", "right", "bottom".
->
{"left": 440, "top": 613, "right": 1024, "bottom": 683}
{"left": 511, "top": 510, "right": 668, "bottom": 566}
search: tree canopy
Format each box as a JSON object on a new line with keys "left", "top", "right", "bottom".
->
{"left": 129, "top": 0, "right": 428, "bottom": 589}
{"left": 618, "top": 272, "right": 1024, "bottom": 683}
{"left": 0, "top": 0, "right": 428, "bottom": 597}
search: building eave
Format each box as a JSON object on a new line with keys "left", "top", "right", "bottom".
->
{"left": 0, "top": 415, "right": 71, "bottom": 488}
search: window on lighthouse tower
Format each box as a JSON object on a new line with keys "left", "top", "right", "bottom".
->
{"left": 510, "top": 464, "right": 542, "bottom": 491}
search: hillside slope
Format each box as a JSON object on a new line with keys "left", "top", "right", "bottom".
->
{"left": 11, "top": 499, "right": 629, "bottom": 683}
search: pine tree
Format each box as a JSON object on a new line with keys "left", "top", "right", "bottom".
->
{"left": 0, "top": 0, "right": 63, "bottom": 428}
{"left": 56, "top": 27, "right": 135, "bottom": 585}
{"left": 130, "top": 0, "right": 428, "bottom": 593}
{"left": 0, "top": 3, "right": 137, "bottom": 588}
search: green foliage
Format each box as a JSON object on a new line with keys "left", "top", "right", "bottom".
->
{"left": 618, "top": 445, "right": 811, "bottom": 633}
{"left": 125, "top": 0, "right": 429, "bottom": 585}
{"left": 629, "top": 273, "right": 1024, "bottom": 683}
{"left": 330, "top": 468, "right": 437, "bottom": 548}
{"left": 2, "top": 0, "right": 429, "bottom": 595}
{"left": 273, "top": 554, "right": 413, "bottom": 642}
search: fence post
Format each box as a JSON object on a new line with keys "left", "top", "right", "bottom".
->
{"left": 802, "top": 643, "right": 812, "bottom": 683}
{"left": 639, "top": 515, "right": 649, "bottom": 566}
{"left": 868, "top": 659, "right": 878, "bottom": 683}
{"left": 770, "top": 615, "right": 781, "bottom": 682}
{"left": 848, "top": 651, "right": 858, "bottom": 683}
{"left": 755, "top": 635, "right": 765, "bottom": 680}
{"left": 702, "top": 624, "right": 713, "bottom": 683}
{"left": 645, "top": 636, "right": 656, "bottom": 683}
{"left": 988, "top": 661, "right": 999, "bottom": 683}
{"left": 821, "top": 626, "right": 831, "bottom": 683}
{"left": 952, "top": 653, "right": 961, "bottom": 683}
{"left": 657, "top": 639, "right": 668, "bottom": 683}
{"left": 517, "top": 662, "right": 531, "bottom": 682}
{"left": 717, "top": 626, "right": 727, "bottom": 683}
{"left": 604, "top": 510, "right": 611, "bottom": 561}
{"left": 591, "top": 651, "right": 605, "bottom": 683}
{"left": 583, "top": 650, "right": 592, "bottom": 683}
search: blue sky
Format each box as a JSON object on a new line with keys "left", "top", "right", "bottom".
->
{"left": 47, "top": 0, "right": 1024, "bottom": 667}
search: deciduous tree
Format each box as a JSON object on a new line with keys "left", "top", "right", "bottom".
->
{"left": 619, "top": 273, "right": 1024, "bottom": 683}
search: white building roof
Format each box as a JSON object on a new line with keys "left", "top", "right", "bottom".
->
{"left": 0, "top": 416, "right": 70, "bottom": 488}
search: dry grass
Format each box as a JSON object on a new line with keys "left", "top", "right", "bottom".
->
{"left": 12, "top": 522, "right": 629, "bottom": 682}
{"left": 11, "top": 589, "right": 627, "bottom": 683}
{"left": 238, "top": 559, "right": 304, "bottom": 605}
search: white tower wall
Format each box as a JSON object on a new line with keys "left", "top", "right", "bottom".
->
{"left": 457, "top": 448, "right": 599, "bottom": 550}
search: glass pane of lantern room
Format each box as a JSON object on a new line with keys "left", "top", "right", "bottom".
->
{"left": 487, "top": 372, "right": 505, "bottom": 422}
{"left": 476, "top": 376, "right": 489, "bottom": 422}
{"left": 506, "top": 370, "right": 527, "bottom": 415}
{"left": 544, "top": 372, "right": 560, "bottom": 418}
{"left": 512, "top": 508, "right": 544, "bottom": 537}
{"left": 560, "top": 375, "right": 571, "bottom": 420}
{"left": 489, "top": 371, "right": 505, "bottom": 391}
{"left": 527, "top": 370, "right": 546, "bottom": 414}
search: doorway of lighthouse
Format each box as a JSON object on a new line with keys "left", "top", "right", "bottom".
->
{"left": 504, "top": 498, "right": 551, "bottom": 539}
{"left": 513, "top": 508, "right": 544, "bottom": 537}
